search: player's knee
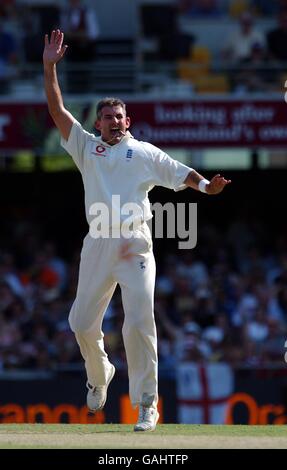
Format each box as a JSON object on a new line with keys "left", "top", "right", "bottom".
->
{"left": 123, "top": 313, "right": 155, "bottom": 333}
{"left": 69, "top": 316, "right": 95, "bottom": 335}
{"left": 68, "top": 301, "right": 96, "bottom": 333}
{"left": 127, "top": 289, "right": 153, "bottom": 310}
{"left": 69, "top": 321, "right": 86, "bottom": 335}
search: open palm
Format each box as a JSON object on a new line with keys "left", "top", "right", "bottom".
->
{"left": 43, "top": 30, "right": 68, "bottom": 65}
{"left": 208, "top": 174, "right": 231, "bottom": 195}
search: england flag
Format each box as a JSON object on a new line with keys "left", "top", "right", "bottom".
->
{"left": 177, "top": 362, "right": 234, "bottom": 424}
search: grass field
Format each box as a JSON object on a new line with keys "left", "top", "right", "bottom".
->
{"left": 0, "top": 424, "right": 286, "bottom": 449}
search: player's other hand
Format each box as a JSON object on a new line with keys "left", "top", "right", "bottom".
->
{"left": 206, "top": 174, "right": 231, "bottom": 195}
{"left": 43, "top": 30, "right": 68, "bottom": 65}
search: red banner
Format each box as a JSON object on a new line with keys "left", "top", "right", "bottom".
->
{"left": 0, "top": 103, "right": 53, "bottom": 152}
{"left": 127, "top": 99, "right": 287, "bottom": 148}
{"left": 0, "top": 99, "right": 287, "bottom": 151}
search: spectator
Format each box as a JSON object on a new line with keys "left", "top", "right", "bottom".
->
{"left": 244, "top": 308, "right": 270, "bottom": 343}
{"left": 262, "top": 318, "right": 287, "bottom": 362}
{"left": 234, "top": 42, "right": 276, "bottom": 92}
{"left": 60, "top": 0, "right": 100, "bottom": 92}
{"left": 43, "top": 242, "right": 68, "bottom": 292}
{"left": 60, "top": 0, "right": 100, "bottom": 68}
{"left": 0, "top": 0, "right": 23, "bottom": 45}
{"left": 222, "top": 11, "right": 265, "bottom": 63}
{"left": 0, "top": 18, "right": 18, "bottom": 93}
{"left": 266, "top": 10, "right": 287, "bottom": 62}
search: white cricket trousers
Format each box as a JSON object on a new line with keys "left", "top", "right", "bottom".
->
{"left": 69, "top": 223, "right": 158, "bottom": 408}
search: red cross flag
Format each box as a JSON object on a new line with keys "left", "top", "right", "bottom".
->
{"left": 176, "top": 363, "right": 234, "bottom": 424}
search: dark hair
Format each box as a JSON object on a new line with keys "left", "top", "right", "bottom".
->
{"left": 96, "top": 97, "right": 127, "bottom": 119}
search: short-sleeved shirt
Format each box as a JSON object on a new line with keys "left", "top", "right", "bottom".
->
{"left": 61, "top": 121, "right": 192, "bottom": 227}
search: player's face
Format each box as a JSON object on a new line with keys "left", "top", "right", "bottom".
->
{"left": 95, "top": 105, "right": 131, "bottom": 145}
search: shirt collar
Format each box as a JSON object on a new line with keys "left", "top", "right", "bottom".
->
{"left": 96, "top": 131, "right": 134, "bottom": 147}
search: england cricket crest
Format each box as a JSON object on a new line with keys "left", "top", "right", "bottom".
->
{"left": 126, "top": 149, "right": 133, "bottom": 161}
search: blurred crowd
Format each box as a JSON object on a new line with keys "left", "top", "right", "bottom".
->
{"left": 1, "top": 0, "right": 287, "bottom": 94}
{"left": 0, "top": 213, "right": 286, "bottom": 373}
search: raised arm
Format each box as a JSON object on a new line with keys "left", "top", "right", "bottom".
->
{"left": 43, "top": 29, "right": 75, "bottom": 141}
{"left": 184, "top": 170, "right": 231, "bottom": 195}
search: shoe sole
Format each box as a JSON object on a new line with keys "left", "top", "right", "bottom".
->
{"left": 134, "top": 411, "right": 160, "bottom": 432}
{"left": 88, "top": 365, "right": 115, "bottom": 413}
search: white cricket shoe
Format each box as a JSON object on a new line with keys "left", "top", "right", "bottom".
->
{"left": 134, "top": 393, "right": 159, "bottom": 432}
{"left": 87, "top": 365, "right": 115, "bottom": 412}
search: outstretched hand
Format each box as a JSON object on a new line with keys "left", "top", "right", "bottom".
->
{"left": 43, "top": 29, "right": 68, "bottom": 65}
{"left": 207, "top": 174, "right": 231, "bottom": 195}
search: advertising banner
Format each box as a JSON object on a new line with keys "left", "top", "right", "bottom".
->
{"left": 0, "top": 368, "right": 286, "bottom": 424}
{"left": 1, "top": 99, "right": 287, "bottom": 153}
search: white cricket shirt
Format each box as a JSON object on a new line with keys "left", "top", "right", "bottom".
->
{"left": 61, "top": 120, "right": 192, "bottom": 227}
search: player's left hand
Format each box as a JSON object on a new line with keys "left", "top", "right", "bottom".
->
{"left": 206, "top": 174, "right": 231, "bottom": 195}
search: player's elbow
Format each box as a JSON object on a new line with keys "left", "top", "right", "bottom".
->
{"left": 48, "top": 107, "right": 73, "bottom": 141}
{"left": 48, "top": 104, "right": 65, "bottom": 120}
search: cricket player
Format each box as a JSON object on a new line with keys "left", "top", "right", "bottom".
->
{"left": 43, "top": 30, "right": 231, "bottom": 432}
